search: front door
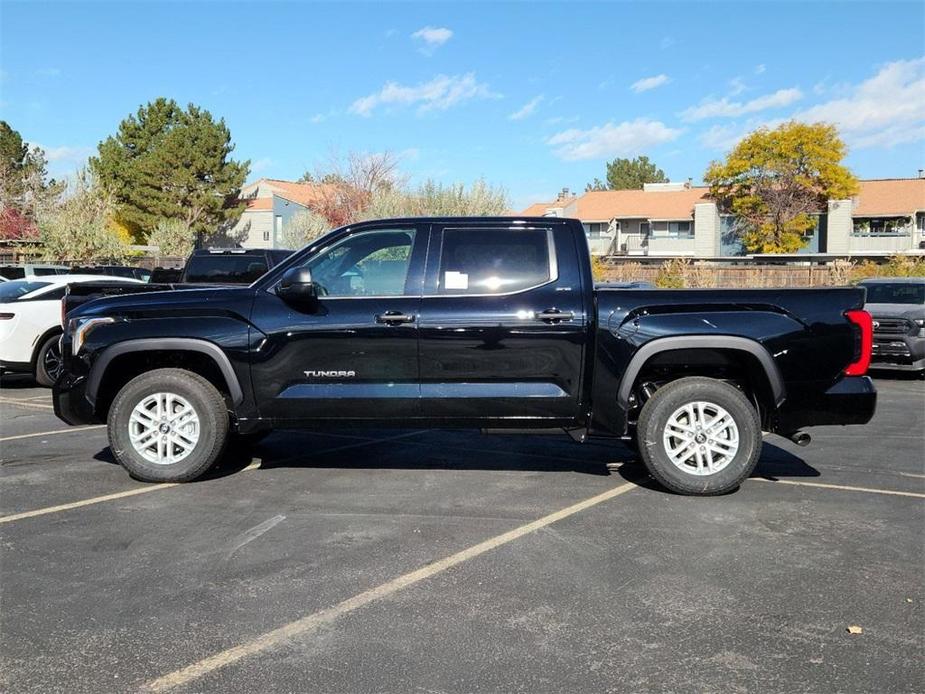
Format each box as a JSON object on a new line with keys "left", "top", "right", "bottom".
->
{"left": 417, "top": 223, "right": 588, "bottom": 421}
{"left": 249, "top": 223, "right": 427, "bottom": 423}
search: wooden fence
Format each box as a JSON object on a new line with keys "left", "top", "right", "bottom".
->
{"left": 598, "top": 262, "right": 850, "bottom": 288}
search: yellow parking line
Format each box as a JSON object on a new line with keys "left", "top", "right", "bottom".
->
{"left": 0, "top": 483, "right": 180, "bottom": 524}
{"left": 143, "top": 478, "right": 640, "bottom": 692}
{"left": 0, "top": 432, "right": 418, "bottom": 524}
{"left": 755, "top": 477, "right": 925, "bottom": 498}
{"left": 0, "top": 397, "right": 55, "bottom": 411}
{"left": 0, "top": 425, "right": 106, "bottom": 442}
{"left": 0, "top": 459, "right": 264, "bottom": 525}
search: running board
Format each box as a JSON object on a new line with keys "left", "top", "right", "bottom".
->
{"left": 480, "top": 427, "right": 588, "bottom": 443}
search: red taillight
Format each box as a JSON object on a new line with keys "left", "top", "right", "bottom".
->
{"left": 844, "top": 309, "right": 872, "bottom": 376}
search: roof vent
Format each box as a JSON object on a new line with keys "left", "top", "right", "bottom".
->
{"left": 643, "top": 182, "right": 688, "bottom": 192}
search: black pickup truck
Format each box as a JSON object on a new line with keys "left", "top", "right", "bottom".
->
{"left": 54, "top": 217, "right": 876, "bottom": 495}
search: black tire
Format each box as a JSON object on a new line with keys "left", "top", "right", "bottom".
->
{"left": 34, "top": 333, "right": 63, "bottom": 387}
{"left": 636, "top": 376, "right": 762, "bottom": 496}
{"left": 107, "top": 368, "right": 229, "bottom": 482}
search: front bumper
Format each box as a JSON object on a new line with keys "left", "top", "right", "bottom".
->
{"left": 776, "top": 376, "right": 877, "bottom": 433}
{"left": 53, "top": 371, "right": 99, "bottom": 425}
{"left": 871, "top": 333, "right": 925, "bottom": 370}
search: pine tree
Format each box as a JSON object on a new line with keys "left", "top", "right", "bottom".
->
{"left": 91, "top": 98, "right": 249, "bottom": 238}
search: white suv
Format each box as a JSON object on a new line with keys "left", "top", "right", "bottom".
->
{"left": 0, "top": 275, "right": 141, "bottom": 386}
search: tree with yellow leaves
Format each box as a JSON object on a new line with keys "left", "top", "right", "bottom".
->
{"left": 704, "top": 122, "right": 858, "bottom": 254}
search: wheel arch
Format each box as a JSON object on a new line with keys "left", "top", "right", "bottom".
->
{"left": 87, "top": 338, "right": 244, "bottom": 414}
{"left": 30, "top": 325, "right": 63, "bottom": 370}
{"left": 618, "top": 336, "right": 785, "bottom": 414}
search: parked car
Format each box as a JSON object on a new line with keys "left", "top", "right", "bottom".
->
{"left": 180, "top": 248, "right": 293, "bottom": 284}
{"left": 70, "top": 265, "right": 153, "bottom": 282}
{"left": 148, "top": 267, "right": 183, "bottom": 283}
{"left": 0, "top": 275, "right": 142, "bottom": 386}
{"left": 62, "top": 248, "right": 295, "bottom": 314}
{"left": 54, "top": 217, "right": 876, "bottom": 494}
{"left": 0, "top": 264, "right": 69, "bottom": 280}
{"left": 859, "top": 277, "right": 925, "bottom": 373}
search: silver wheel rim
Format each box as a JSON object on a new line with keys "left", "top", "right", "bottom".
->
{"left": 663, "top": 401, "right": 739, "bottom": 476}
{"left": 128, "top": 392, "right": 200, "bottom": 465}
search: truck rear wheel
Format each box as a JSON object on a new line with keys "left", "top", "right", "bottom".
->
{"left": 107, "top": 368, "right": 229, "bottom": 482}
{"left": 636, "top": 377, "right": 761, "bottom": 495}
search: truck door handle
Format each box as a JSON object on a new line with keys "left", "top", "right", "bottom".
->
{"left": 376, "top": 311, "right": 415, "bottom": 325}
{"left": 536, "top": 309, "right": 574, "bottom": 322}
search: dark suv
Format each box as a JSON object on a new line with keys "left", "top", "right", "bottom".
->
{"left": 860, "top": 277, "right": 925, "bottom": 373}
{"left": 180, "top": 248, "right": 293, "bottom": 285}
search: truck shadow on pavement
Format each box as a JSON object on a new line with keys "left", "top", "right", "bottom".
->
{"left": 92, "top": 434, "right": 820, "bottom": 491}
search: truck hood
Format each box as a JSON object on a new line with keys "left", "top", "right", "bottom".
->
{"left": 864, "top": 302, "right": 925, "bottom": 320}
{"left": 73, "top": 286, "right": 257, "bottom": 319}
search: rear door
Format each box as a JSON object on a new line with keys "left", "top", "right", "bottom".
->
{"left": 417, "top": 222, "right": 588, "bottom": 421}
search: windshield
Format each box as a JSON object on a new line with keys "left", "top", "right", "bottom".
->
{"left": 183, "top": 255, "right": 269, "bottom": 284}
{"left": 863, "top": 282, "right": 925, "bottom": 305}
{"left": 0, "top": 280, "right": 52, "bottom": 302}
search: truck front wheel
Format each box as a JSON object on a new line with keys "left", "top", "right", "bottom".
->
{"left": 107, "top": 368, "right": 229, "bottom": 482}
{"left": 636, "top": 377, "right": 762, "bottom": 495}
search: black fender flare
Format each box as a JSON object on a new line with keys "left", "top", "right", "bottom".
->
{"left": 86, "top": 338, "right": 244, "bottom": 407}
{"left": 617, "top": 335, "right": 785, "bottom": 411}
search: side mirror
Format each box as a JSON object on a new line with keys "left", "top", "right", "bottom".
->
{"left": 276, "top": 267, "right": 318, "bottom": 303}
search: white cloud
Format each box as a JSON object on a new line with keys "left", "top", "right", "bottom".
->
{"left": 630, "top": 74, "right": 670, "bottom": 93}
{"left": 728, "top": 77, "right": 747, "bottom": 96}
{"left": 754, "top": 64, "right": 766, "bottom": 75}
{"left": 31, "top": 143, "right": 92, "bottom": 163}
{"left": 309, "top": 109, "right": 338, "bottom": 124}
{"left": 546, "top": 118, "right": 682, "bottom": 161}
{"left": 349, "top": 73, "right": 499, "bottom": 117}
{"left": 792, "top": 57, "right": 925, "bottom": 148}
{"left": 251, "top": 157, "right": 272, "bottom": 173}
{"left": 508, "top": 95, "right": 544, "bottom": 120}
{"left": 544, "top": 115, "right": 579, "bottom": 126}
{"left": 681, "top": 87, "right": 803, "bottom": 121}
{"left": 411, "top": 26, "right": 453, "bottom": 53}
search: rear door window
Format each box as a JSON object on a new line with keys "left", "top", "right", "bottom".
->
{"left": 436, "top": 227, "right": 555, "bottom": 295}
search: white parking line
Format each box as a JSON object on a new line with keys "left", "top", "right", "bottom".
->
{"left": 143, "top": 479, "right": 640, "bottom": 692}
{"left": 754, "top": 477, "right": 925, "bottom": 498}
{"left": 0, "top": 425, "right": 106, "bottom": 443}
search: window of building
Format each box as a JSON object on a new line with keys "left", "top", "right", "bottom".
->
{"left": 651, "top": 221, "right": 694, "bottom": 239}
{"left": 640, "top": 222, "right": 651, "bottom": 236}
{"left": 582, "top": 222, "right": 611, "bottom": 238}
{"left": 438, "top": 228, "right": 554, "bottom": 295}
{"left": 263, "top": 230, "right": 270, "bottom": 242}
{"left": 852, "top": 217, "right": 912, "bottom": 236}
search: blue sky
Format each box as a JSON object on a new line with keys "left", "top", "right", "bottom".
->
{"left": 2, "top": 1, "right": 924, "bottom": 209}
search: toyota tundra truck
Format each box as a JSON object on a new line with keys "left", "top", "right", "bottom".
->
{"left": 53, "top": 217, "right": 876, "bottom": 495}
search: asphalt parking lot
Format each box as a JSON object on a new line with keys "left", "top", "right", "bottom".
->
{"left": 1, "top": 373, "right": 922, "bottom": 693}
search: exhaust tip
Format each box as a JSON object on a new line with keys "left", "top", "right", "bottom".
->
{"left": 790, "top": 432, "right": 812, "bottom": 447}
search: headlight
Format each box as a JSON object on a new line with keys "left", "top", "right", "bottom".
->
{"left": 68, "top": 317, "right": 117, "bottom": 356}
